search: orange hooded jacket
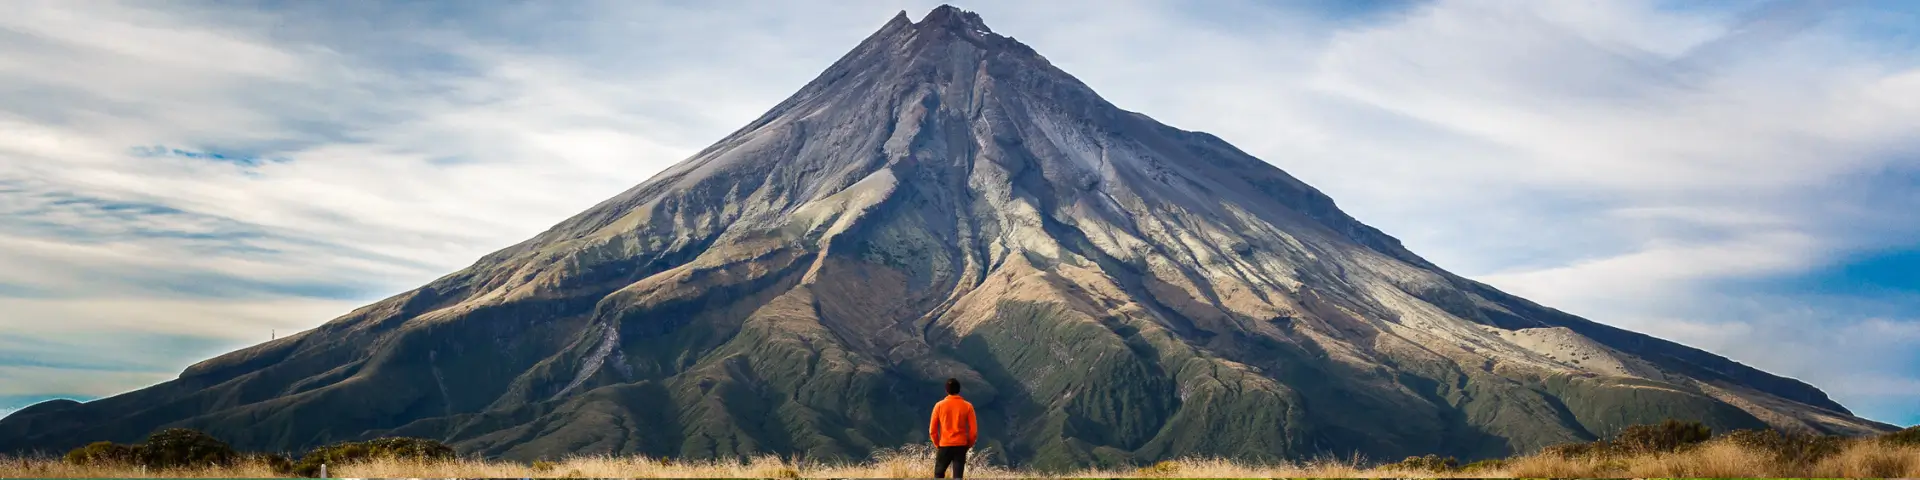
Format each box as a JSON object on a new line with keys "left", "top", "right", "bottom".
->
{"left": 929, "top": 394, "right": 978, "bottom": 447}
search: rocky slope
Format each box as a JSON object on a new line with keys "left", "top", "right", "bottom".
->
{"left": 0, "top": 5, "right": 1892, "bottom": 468}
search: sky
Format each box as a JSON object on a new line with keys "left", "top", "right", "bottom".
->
{"left": 0, "top": 0, "right": 1915, "bottom": 426}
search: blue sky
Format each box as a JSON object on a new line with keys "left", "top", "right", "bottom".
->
{"left": 0, "top": 0, "right": 1915, "bottom": 427}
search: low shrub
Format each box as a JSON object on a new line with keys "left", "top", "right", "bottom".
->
{"left": 1612, "top": 419, "right": 1712, "bottom": 455}
{"left": 1137, "top": 459, "right": 1181, "bottom": 476}
{"left": 292, "top": 437, "right": 455, "bottom": 477}
{"left": 140, "top": 428, "right": 238, "bottom": 469}
{"left": 364, "top": 437, "right": 455, "bottom": 459}
{"left": 63, "top": 428, "right": 238, "bottom": 470}
{"left": 64, "top": 441, "right": 143, "bottom": 466}
{"left": 1386, "top": 454, "right": 1458, "bottom": 471}
{"left": 1458, "top": 458, "right": 1508, "bottom": 473}
{"left": 1882, "top": 425, "right": 1920, "bottom": 446}
{"left": 1540, "top": 441, "right": 1601, "bottom": 459}
{"left": 246, "top": 452, "right": 297, "bottom": 475}
{"left": 1537, "top": 419, "right": 1716, "bottom": 460}
{"left": 1715, "top": 428, "right": 1847, "bottom": 466}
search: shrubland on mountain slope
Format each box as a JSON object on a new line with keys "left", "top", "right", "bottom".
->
{"left": 0, "top": 6, "right": 1892, "bottom": 469}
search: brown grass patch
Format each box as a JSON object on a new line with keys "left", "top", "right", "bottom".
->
{"left": 4, "top": 438, "right": 1918, "bottom": 478}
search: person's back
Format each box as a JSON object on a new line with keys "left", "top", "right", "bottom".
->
{"left": 929, "top": 378, "right": 977, "bottom": 478}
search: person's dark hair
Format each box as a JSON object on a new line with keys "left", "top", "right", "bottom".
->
{"left": 945, "top": 378, "right": 961, "bottom": 395}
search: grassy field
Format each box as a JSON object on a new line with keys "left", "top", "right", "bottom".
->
{"left": 5, "top": 439, "right": 1920, "bottom": 478}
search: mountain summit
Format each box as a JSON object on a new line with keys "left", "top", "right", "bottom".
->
{"left": 0, "top": 5, "right": 1891, "bottom": 468}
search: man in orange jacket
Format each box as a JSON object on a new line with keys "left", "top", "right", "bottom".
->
{"left": 929, "top": 378, "right": 978, "bottom": 478}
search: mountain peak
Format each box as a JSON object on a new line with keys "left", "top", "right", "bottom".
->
{"left": 918, "top": 4, "right": 992, "bottom": 34}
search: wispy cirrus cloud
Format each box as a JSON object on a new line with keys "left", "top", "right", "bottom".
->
{"left": 0, "top": 0, "right": 890, "bottom": 410}
{"left": 0, "top": 0, "right": 1916, "bottom": 427}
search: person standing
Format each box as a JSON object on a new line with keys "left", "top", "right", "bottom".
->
{"left": 929, "top": 378, "right": 978, "bottom": 478}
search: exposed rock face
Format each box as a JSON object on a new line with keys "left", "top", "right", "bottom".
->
{"left": 0, "top": 5, "right": 1891, "bottom": 468}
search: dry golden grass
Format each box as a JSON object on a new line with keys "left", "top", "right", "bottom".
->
{"left": 1812, "top": 440, "right": 1920, "bottom": 478}
{"left": 4, "top": 439, "right": 1917, "bottom": 478}
{"left": 1505, "top": 437, "right": 1920, "bottom": 478}
{"left": 0, "top": 455, "right": 285, "bottom": 478}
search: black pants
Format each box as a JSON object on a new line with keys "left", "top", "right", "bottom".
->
{"left": 933, "top": 445, "right": 970, "bottom": 478}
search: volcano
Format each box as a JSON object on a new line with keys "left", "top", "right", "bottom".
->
{"left": 0, "top": 5, "right": 1891, "bottom": 468}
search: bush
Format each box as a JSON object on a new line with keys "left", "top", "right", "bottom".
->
{"left": 292, "top": 437, "right": 455, "bottom": 477}
{"left": 531, "top": 460, "right": 558, "bottom": 471}
{"left": 64, "top": 429, "right": 239, "bottom": 470}
{"left": 140, "top": 428, "right": 239, "bottom": 469}
{"left": 1540, "top": 441, "right": 1601, "bottom": 459}
{"left": 1716, "top": 428, "right": 1847, "bottom": 466}
{"left": 1136, "top": 459, "right": 1181, "bottom": 476}
{"left": 1386, "top": 454, "right": 1459, "bottom": 471}
{"left": 64, "top": 441, "right": 143, "bottom": 466}
{"left": 247, "top": 452, "right": 297, "bottom": 475}
{"left": 1882, "top": 426, "right": 1920, "bottom": 446}
{"left": 1535, "top": 420, "right": 1715, "bottom": 460}
{"left": 1612, "top": 419, "right": 1712, "bottom": 454}
{"left": 360, "top": 437, "right": 455, "bottom": 459}
{"left": 1458, "top": 458, "right": 1508, "bottom": 473}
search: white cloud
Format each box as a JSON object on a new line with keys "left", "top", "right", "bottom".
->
{"left": 0, "top": 295, "right": 360, "bottom": 340}
{"left": 0, "top": 365, "right": 172, "bottom": 398}
{"left": 1475, "top": 229, "right": 1821, "bottom": 307}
